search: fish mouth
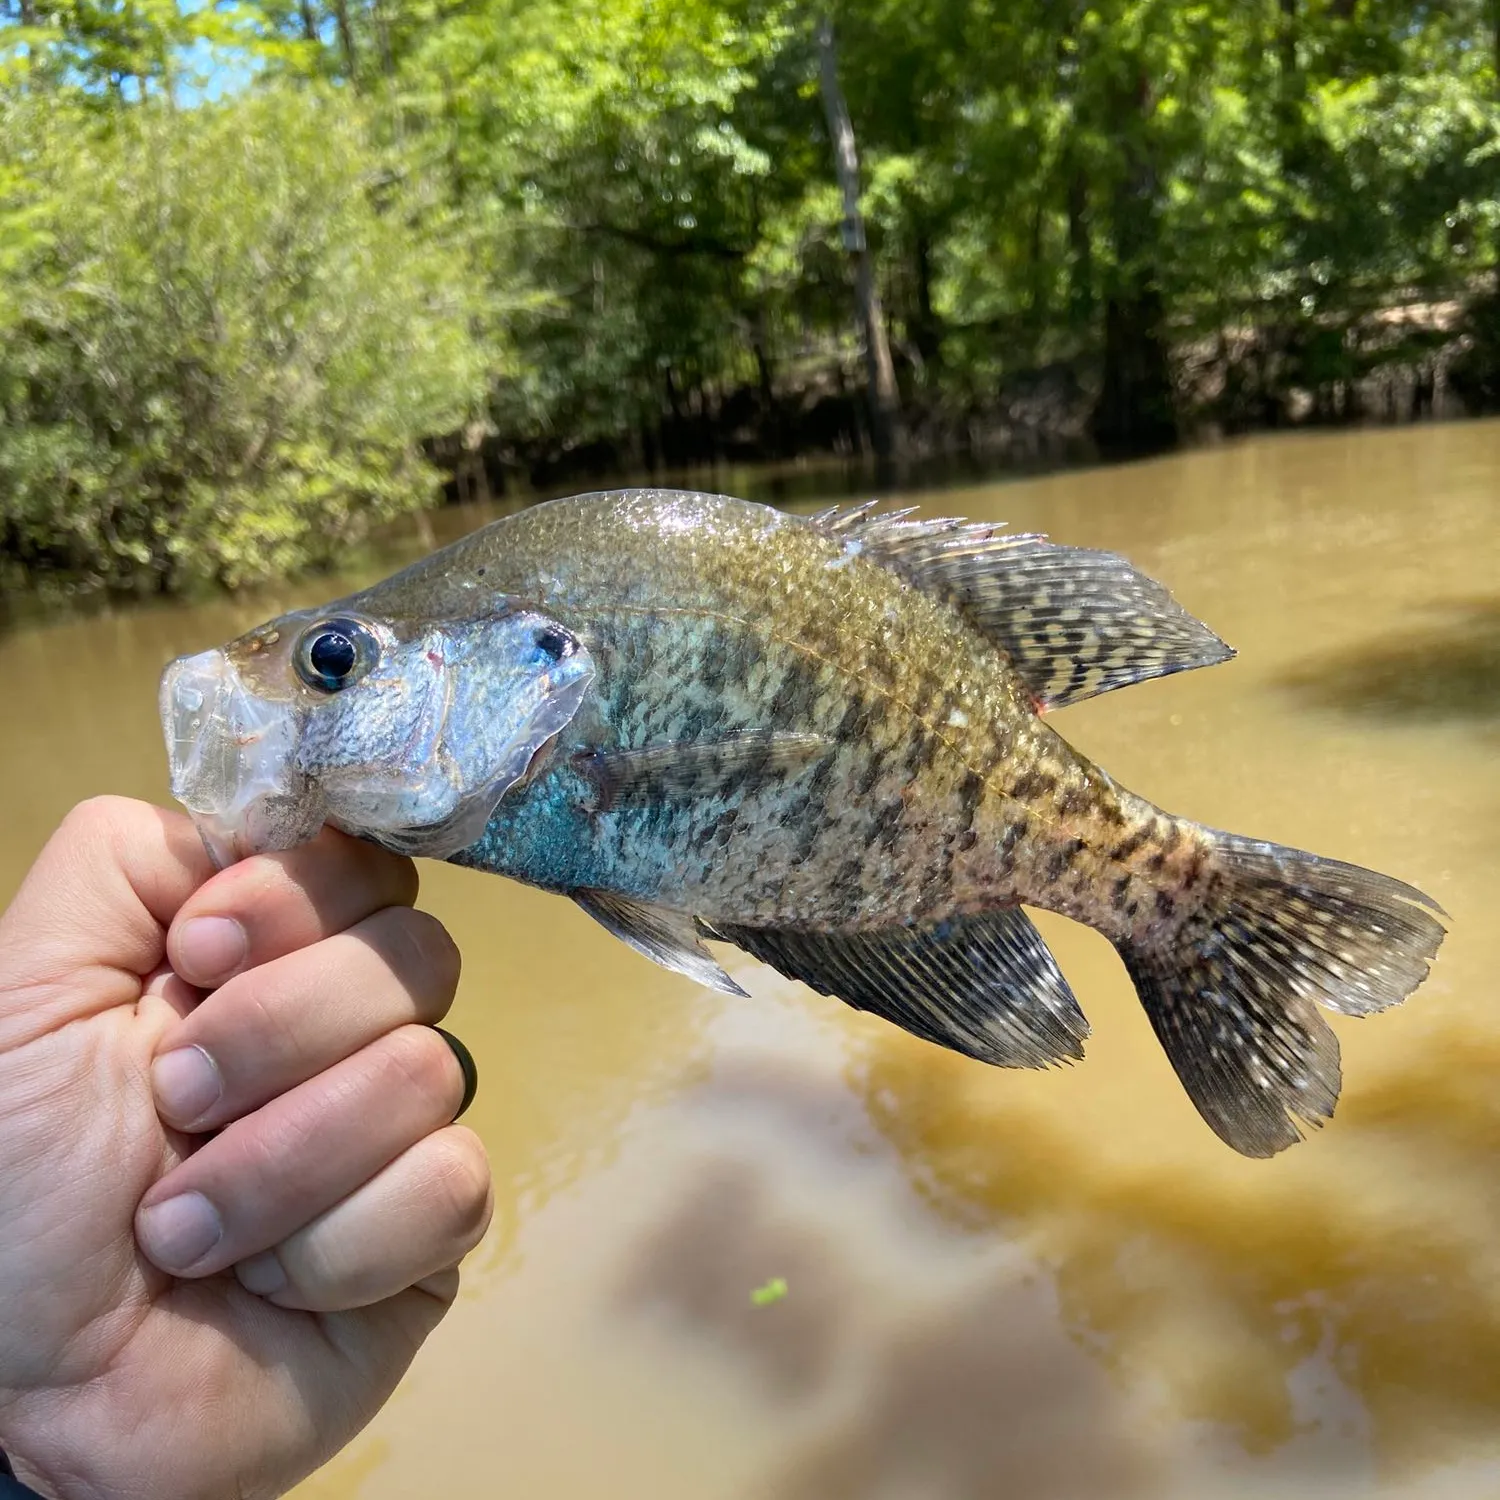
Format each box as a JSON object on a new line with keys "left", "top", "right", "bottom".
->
{"left": 159, "top": 649, "right": 325, "bottom": 868}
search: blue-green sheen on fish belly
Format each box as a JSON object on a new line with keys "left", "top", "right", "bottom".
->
{"left": 158, "top": 488, "right": 1448, "bottom": 1159}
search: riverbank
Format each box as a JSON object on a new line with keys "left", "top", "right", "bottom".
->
{"left": 438, "top": 293, "right": 1497, "bottom": 502}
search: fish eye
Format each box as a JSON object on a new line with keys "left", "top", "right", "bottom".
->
{"left": 533, "top": 624, "right": 576, "bottom": 662}
{"left": 294, "top": 617, "right": 378, "bottom": 693}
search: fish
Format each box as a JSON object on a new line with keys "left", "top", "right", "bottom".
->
{"left": 159, "top": 488, "right": 1447, "bottom": 1157}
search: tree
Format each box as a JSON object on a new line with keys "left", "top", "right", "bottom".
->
{"left": 0, "top": 85, "right": 492, "bottom": 593}
{"left": 4, "top": 0, "right": 1500, "bottom": 597}
{"left": 816, "top": 14, "right": 899, "bottom": 459}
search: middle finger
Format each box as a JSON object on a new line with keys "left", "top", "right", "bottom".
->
{"left": 151, "top": 906, "right": 461, "bottom": 1133}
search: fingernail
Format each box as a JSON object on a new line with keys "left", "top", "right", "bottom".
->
{"left": 152, "top": 1046, "right": 222, "bottom": 1127}
{"left": 175, "top": 916, "right": 247, "bottom": 985}
{"left": 137, "top": 1192, "right": 223, "bottom": 1272}
{"left": 235, "top": 1250, "right": 288, "bottom": 1297}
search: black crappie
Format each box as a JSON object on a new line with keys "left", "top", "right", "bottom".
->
{"left": 160, "top": 490, "right": 1446, "bottom": 1156}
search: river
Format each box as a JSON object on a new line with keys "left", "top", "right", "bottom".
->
{"left": 1, "top": 422, "right": 1496, "bottom": 1499}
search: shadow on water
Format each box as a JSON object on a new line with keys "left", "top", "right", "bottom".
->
{"left": 611, "top": 984, "right": 1500, "bottom": 1491}
{"left": 758, "top": 1276, "right": 1155, "bottom": 1500}
{"left": 847, "top": 1021, "right": 1500, "bottom": 1480}
{"left": 1279, "top": 599, "right": 1500, "bottom": 725}
{"left": 614, "top": 1057, "right": 1159, "bottom": 1500}
{"left": 611, "top": 1027, "right": 1500, "bottom": 1500}
{"left": 618, "top": 1154, "right": 851, "bottom": 1402}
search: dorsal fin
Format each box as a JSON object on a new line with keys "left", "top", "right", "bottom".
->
{"left": 809, "top": 503, "right": 1234, "bottom": 711}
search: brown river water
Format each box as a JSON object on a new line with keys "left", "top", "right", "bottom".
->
{"left": 1, "top": 423, "right": 1497, "bottom": 1499}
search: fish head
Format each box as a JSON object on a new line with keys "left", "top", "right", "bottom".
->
{"left": 160, "top": 603, "right": 595, "bottom": 868}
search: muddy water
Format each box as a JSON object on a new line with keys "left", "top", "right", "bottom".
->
{"left": 1, "top": 423, "right": 1497, "bottom": 1499}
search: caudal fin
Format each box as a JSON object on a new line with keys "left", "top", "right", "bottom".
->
{"left": 1116, "top": 833, "right": 1446, "bottom": 1157}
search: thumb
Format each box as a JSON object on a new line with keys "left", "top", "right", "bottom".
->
{"left": 0, "top": 796, "right": 212, "bottom": 1048}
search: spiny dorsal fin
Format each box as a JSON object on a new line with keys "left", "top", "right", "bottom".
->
{"left": 574, "top": 730, "right": 829, "bottom": 813}
{"left": 703, "top": 907, "right": 1089, "bottom": 1068}
{"left": 809, "top": 503, "right": 1234, "bottom": 711}
{"left": 574, "top": 889, "right": 748, "bottom": 997}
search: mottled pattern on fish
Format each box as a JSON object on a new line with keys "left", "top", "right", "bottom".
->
{"left": 357, "top": 492, "right": 1190, "bottom": 939}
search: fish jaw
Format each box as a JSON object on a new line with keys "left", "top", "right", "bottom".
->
{"left": 159, "top": 648, "right": 325, "bottom": 868}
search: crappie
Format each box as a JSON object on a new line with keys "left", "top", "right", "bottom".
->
{"left": 159, "top": 489, "right": 1446, "bottom": 1157}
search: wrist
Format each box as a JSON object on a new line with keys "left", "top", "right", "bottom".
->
{"left": 1, "top": 1448, "right": 56, "bottom": 1500}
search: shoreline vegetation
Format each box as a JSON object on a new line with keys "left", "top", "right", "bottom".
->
{"left": 1, "top": 1, "right": 1497, "bottom": 599}
{"left": 438, "top": 292, "right": 1489, "bottom": 503}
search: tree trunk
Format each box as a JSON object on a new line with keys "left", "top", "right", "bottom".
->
{"left": 1066, "top": 167, "right": 1094, "bottom": 324}
{"left": 750, "top": 307, "right": 786, "bottom": 457}
{"left": 1276, "top": 0, "right": 1307, "bottom": 170}
{"left": 1089, "top": 69, "right": 1178, "bottom": 455}
{"left": 298, "top": 2, "right": 317, "bottom": 43}
{"left": 1093, "top": 282, "right": 1177, "bottom": 453}
{"left": 910, "top": 230, "right": 942, "bottom": 370}
{"left": 329, "top": 0, "right": 359, "bottom": 85}
{"left": 1278, "top": 0, "right": 1297, "bottom": 124}
{"left": 817, "top": 16, "right": 900, "bottom": 461}
{"left": 372, "top": 0, "right": 396, "bottom": 79}
{"left": 1494, "top": 0, "right": 1500, "bottom": 299}
{"left": 1025, "top": 196, "right": 1047, "bottom": 338}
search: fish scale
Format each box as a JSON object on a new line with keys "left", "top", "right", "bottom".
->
{"left": 160, "top": 488, "right": 1447, "bottom": 1157}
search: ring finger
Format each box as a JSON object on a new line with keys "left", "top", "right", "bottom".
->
{"left": 136, "top": 1023, "right": 468, "bottom": 1279}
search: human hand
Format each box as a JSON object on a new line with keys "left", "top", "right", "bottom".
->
{"left": 0, "top": 797, "right": 492, "bottom": 1500}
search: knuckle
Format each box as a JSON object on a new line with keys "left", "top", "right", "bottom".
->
{"left": 63, "top": 794, "right": 129, "bottom": 832}
{"left": 380, "top": 907, "right": 462, "bottom": 1001}
{"left": 237, "top": 976, "right": 303, "bottom": 1063}
{"left": 230, "top": 1106, "right": 309, "bottom": 1184}
{"left": 425, "top": 1129, "right": 493, "bottom": 1246}
{"left": 378, "top": 1024, "right": 465, "bottom": 1119}
{"left": 185, "top": 968, "right": 300, "bottom": 1082}
{"left": 59, "top": 795, "right": 147, "bottom": 852}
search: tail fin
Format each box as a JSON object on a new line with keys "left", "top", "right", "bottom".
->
{"left": 1116, "top": 833, "right": 1446, "bottom": 1157}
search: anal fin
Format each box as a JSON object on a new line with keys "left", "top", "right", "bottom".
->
{"left": 706, "top": 907, "right": 1089, "bottom": 1067}
{"left": 574, "top": 889, "right": 749, "bottom": 997}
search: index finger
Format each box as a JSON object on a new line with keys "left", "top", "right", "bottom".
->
{"left": 0, "top": 797, "right": 211, "bottom": 1046}
{"left": 167, "top": 828, "right": 419, "bottom": 989}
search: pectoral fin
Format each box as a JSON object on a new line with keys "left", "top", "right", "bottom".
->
{"left": 705, "top": 907, "right": 1089, "bottom": 1067}
{"left": 574, "top": 889, "right": 749, "bottom": 997}
{"left": 575, "top": 730, "right": 829, "bottom": 812}
{"left": 811, "top": 503, "right": 1233, "bottom": 710}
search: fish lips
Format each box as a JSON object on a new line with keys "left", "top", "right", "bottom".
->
{"left": 160, "top": 648, "right": 325, "bottom": 868}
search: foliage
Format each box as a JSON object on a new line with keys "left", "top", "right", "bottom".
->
{"left": 0, "top": 83, "right": 491, "bottom": 592}
{"left": 1, "top": 0, "right": 1497, "bottom": 590}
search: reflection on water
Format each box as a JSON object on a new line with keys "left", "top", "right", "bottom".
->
{"left": 1280, "top": 599, "right": 1500, "bottom": 727}
{"left": 0, "top": 423, "right": 1496, "bottom": 1498}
